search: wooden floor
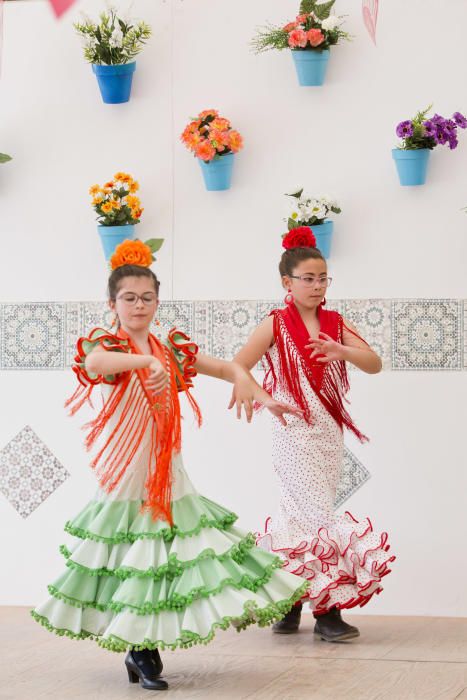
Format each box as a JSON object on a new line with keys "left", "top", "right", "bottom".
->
{"left": 2, "top": 608, "right": 467, "bottom": 700}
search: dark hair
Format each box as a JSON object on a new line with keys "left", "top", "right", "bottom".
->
{"left": 279, "top": 246, "right": 325, "bottom": 277}
{"left": 108, "top": 264, "right": 160, "bottom": 300}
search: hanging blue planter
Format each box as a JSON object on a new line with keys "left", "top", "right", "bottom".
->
{"left": 392, "top": 148, "right": 431, "bottom": 186}
{"left": 291, "top": 49, "right": 330, "bottom": 86}
{"left": 97, "top": 224, "right": 135, "bottom": 261}
{"left": 92, "top": 62, "right": 136, "bottom": 104}
{"left": 311, "top": 220, "right": 334, "bottom": 259}
{"left": 198, "top": 153, "right": 235, "bottom": 191}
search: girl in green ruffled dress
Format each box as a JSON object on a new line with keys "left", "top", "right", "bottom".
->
{"left": 31, "top": 245, "right": 307, "bottom": 691}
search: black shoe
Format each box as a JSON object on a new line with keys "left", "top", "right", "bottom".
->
{"left": 272, "top": 603, "right": 302, "bottom": 634}
{"left": 150, "top": 648, "right": 163, "bottom": 676}
{"left": 313, "top": 607, "right": 360, "bottom": 642}
{"left": 125, "top": 649, "right": 168, "bottom": 690}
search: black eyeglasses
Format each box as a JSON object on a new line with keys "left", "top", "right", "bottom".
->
{"left": 116, "top": 293, "right": 158, "bottom": 306}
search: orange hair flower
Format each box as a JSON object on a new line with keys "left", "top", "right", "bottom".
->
{"left": 110, "top": 239, "right": 153, "bottom": 270}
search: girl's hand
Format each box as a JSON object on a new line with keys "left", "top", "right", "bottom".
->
{"left": 263, "top": 397, "right": 304, "bottom": 426}
{"left": 146, "top": 359, "right": 169, "bottom": 394}
{"left": 227, "top": 373, "right": 255, "bottom": 423}
{"left": 305, "top": 333, "right": 347, "bottom": 363}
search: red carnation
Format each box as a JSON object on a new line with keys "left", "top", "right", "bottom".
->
{"left": 282, "top": 226, "right": 316, "bottom": 250}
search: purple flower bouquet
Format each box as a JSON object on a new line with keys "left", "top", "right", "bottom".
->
{"left": 393, "top": 105, "right": 467, "bottom": 185}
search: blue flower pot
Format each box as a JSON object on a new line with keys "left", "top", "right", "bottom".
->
{"left": 311, "top": 220, "right": 334, "bottom": 259}
{"left": 392, "top": 148, "right": 431, "bottom": 186}
{"left": 97, "top": 224, "right": 135, "bottom": 261}
{"left": 92, "top": 62, "right": 136, "bottom": 104}
{"left": 291, "top": 49, "right": 330, "bottom": 86}
{"left": 198, "top": 153, "right": 235, "bottom": 191}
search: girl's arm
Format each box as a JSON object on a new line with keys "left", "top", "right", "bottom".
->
{"left": 194, "top": 353, "right": 257, "bottom": 422}
{"left": 307, "top": 319, "right": 382, "bottom": 374}
{"left": 230, "top": 316, "right": 303, "bottom": 424}
{"left": 232, "top": 316, "right": 275, "bottom": 371}
{"left": 86, "top": 346, "right": 169, "bottom": 393}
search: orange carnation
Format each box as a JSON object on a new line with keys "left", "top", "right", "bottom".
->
{"left": 198, "top": 109, "right": 219, "bottom": 120}
{"left": 227, "top": 130, "right": 244, "bottom": 153}
{"left": 210, "top": 117, "right": 231, "bottom": 131}
{"left": 110, "top": 239, "right": 153, "bottom": 271}
{"left": 195, "top": 140, "right": 216, "bottom": 161}
{"left": 209, "top": 129, "right": 230, "bottom": 149}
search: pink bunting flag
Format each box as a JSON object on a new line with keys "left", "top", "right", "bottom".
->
{"left": 49, "top": 0, "right": 77, "bottom": 19}
{"left": 362, "top": 0, "right": 379, "bottom": 45}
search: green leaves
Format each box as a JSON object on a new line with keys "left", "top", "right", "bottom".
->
{"left": 285, "top": 188, "right": 304, "bottom": 199}
{"left": 299, "top": 0, "right": 335, "bottom": 19}
{"left": 0, "top": 153, "right": 12, "bottom": 164}
{"left": 75, "top": 9, "right": 152, "bottom": 65}
{"left": 251, "top": 25, "right": 289, "bottom": 54}
{"left": 145, "top": 238, "right": 164, "bottom": 254}
{"left": 287, "top": 217, "right": 300, "bottom": 230}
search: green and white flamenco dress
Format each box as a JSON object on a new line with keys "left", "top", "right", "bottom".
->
{"left": 31, "top": 327, "right": 308, "bottom": 652}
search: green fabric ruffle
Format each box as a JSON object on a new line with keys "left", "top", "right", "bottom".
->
{"left": 31, "top": 578, "right": 309, "bottom": 652}
{"left": 64, "top": 494, "right": 237, "bottom": 544}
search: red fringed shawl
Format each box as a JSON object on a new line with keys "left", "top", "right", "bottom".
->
{"left": 263, "top": 303, "right": 368, "bottom": 443}
{"left": 65, "top": 327, "right": 202, "bottom": 525}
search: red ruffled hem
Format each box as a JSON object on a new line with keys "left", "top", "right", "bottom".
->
{"left": 257, "top": 511, "right": 395, "bottom": 614}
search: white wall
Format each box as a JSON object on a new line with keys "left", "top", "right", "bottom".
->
{"left": 0, "top": 0, "right": 466, "bottom": 616}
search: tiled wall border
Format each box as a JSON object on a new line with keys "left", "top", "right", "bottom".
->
{"left": 0, "top": 299, "right": 465, "bottom": 371}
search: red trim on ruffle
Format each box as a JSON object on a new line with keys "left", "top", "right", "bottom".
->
{"left": 167, "top": 328, "right": 199, "bottom": 391}
{"left": 257, "top": 511, "right": 395, "bottom": 614}
{"left": 73, "top": 328, "right": 129, "bottom": 388}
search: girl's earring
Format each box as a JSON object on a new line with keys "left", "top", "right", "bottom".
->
{"left": 154, "top": 318, "right": 161, "bottom": 327}
{"left": 320, "top": 298, "right": 327, "bottom": 307}
{"left": 111, "top": 314, "right": 117, "bottom": 327}
{"left": 284, "top": 290, "right": 294, "bottom": 305}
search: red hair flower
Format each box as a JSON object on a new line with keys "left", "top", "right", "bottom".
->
{"left": 282, "top": 226, "right": 316, "bottom": 250}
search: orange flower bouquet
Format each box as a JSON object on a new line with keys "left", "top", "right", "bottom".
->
{"left": 90, "top": 172, "right": 162, "bottom": 261}
{"left": 181, "top": 109, "right": 244, "bottom": 191}
{"left": 89, "top": 171, "right": 143, "bottom": 227}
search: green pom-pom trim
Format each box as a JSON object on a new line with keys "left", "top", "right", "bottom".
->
{"left": 59, "top": 532, "right": 256, "bottom": 582}
{"left": 31, "top": 580, "right": 309, "bottom": 653}
{"left": 64, "top": 511, "right": 238, "bottom": 545}
{"left": 47, "top": 556, "right": 285, "bottom": 615}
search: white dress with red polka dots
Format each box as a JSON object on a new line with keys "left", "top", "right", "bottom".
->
{"left": 257, "top": 342, "right": 395, "bottom": 614}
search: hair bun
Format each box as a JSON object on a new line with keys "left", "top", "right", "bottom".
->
{"left": 282, "top": 226, "right": 316, "bottom": 250}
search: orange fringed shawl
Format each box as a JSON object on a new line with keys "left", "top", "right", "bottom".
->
{"left": 65, "top": 327, "right": 202, "bottom": 525}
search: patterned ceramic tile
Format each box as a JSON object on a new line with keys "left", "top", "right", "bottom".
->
{"left": 82, "top": 301, "right": 114, "bottom": 332}
{"left": 0, "top": 426, "right": 70, "bottom": 518}
{"left": 325, "top": 298, "right": 345, "bottom": 315}
{"left": 193, "top": 301, "right": 212, "bottom": 355}
{"left": 257, "top": 300, "right": 282, "bottom": 324}
{"left": 0, "top": 303, "right": 66, "bottom": 370}
{"left": 343, "top": 299, "right": 392, "bottom": 370}
{"left": 65, "top": 302, "right": 85, "bottom": 366}
{"left": 334, "top": 447, "right": 371, "bottom": 509}
{"left": 211, "top": 301, "right": 257, "bottom": 360}
{"left": 156, "top": 301, "right": 193, "bottom": 339}
{"left": 1, "top": 299, "right": 466, "bottom": 371}
{"left": 392, "top": 300, "right": 462, "bottom": 370}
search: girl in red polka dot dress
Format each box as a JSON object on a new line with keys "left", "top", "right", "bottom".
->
{"left": 232, "top": 227, "right": 395, "bottom": 642}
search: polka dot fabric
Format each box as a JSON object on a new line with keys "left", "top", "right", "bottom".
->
{"left": 257, "top": 342, "right": 395, "bottom": 614}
